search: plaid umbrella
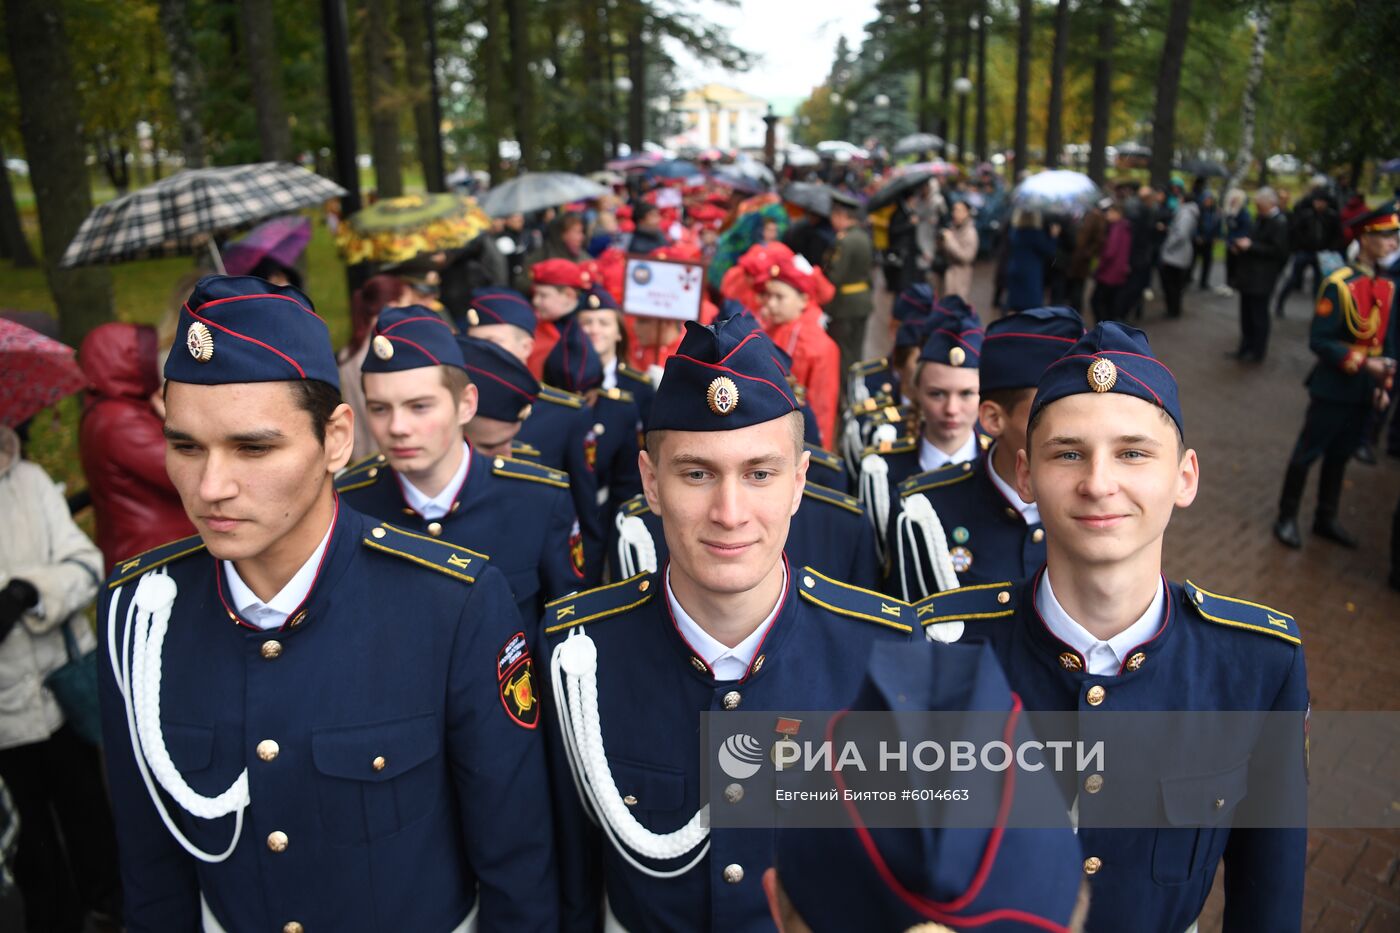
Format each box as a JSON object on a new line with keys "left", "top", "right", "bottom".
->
{"left": 336, "top": 193, "right": 491, "bottom": 265}
{"left": 0, "top": 319, "right": 87, "bottom": 428}
{"left": 59, "top": 162, "right": 346, "bottom": 268}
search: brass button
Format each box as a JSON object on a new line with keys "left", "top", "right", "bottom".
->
{"left": 372, "top": 756, "right": 387, "bottom": 772}
{"left": 623, "top": 795, "right": 638, "bottom": 806}
{"left": 367, "top": 467, "right": 378, "bottom": 479}
{"left": 996, "top": 591, "right": 1010, "bottom": 605}
{"left": 402, "top": 507, "right": 416, "bottom": 515}
{"left": 1083, "top": 856, "right": 1102, "bottom": 875}
{"left": 722, "top": 690, "right": 742, "bottom": 710}
{"left": 723, "top": 863, "right": 744, "bottom": 884}
{"left": 371, "top": 527, "right": 387, "bottom": 539}
{"left": 1194, "top": 589, "right": 1205, "bottom": 604}
{"left": 724, "top": 783, "right": 744, "bottom": 804}
{"left": 493, "top": 457, "right": 506, "bottom": 469}
{"left": 284, "top": 923, "right": 304, "bottom": 933}
{"left": 1084, "top": 773, "right": 1104, "bottom": 794}
{"left": 1058, "top": 652, "right": 1082, "bottom": 671}
{"left": 638, "top": 580, "right": 650, "bottom": 593}
{"left": 260, "top": 640, "right": 283, "bottom": 660}
{"left": 1125, "top": 651, "right": 1146, "bottom": 672}
{"left": 427, "top": 521, "right": 443, "bottom": 537}
{"left": 267, "top": 830, "right": 289, "bottom": 853}
{"left": 1005, "top": 507, "right": 1018, "bottom": 519}
{"left": 1086, "top": 685, "right": 1106, "bottom": 707}
{"left": 256, "top": 739, "right": 280, "bottom": 762}
{"left": 803, "top": 575, "right": 816, "bottom": 588}
{"left": 1031, "top": 528, "right": 1045, "bottom": 543}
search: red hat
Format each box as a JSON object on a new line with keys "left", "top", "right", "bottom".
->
{"left": 689, "top": 204, "right": 727, "bottom": 226}
{"left": 735, "top": 242, "right": 835, "bottom": 305}
{"left": 649, "top": 243, "right": 703, "bottom": 264}
{"left": 531, "top": 259, "right": 591, "bottom": 290}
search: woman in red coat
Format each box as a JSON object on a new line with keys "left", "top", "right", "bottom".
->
{"left": 77, "top": 322, "right": 195, "bottom": 572}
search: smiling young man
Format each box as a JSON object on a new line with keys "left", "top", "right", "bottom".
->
{"left": 913, "top": 322, "right": 1308, "bottom": 932}
{"left": 542, "top": 312, "right": 914, "bottom": 933}
{"left": 335, "top": 306, "right": 583, "bottom": 620}
{"left": 96, "top": 275, "right": 557, "bottom": 932}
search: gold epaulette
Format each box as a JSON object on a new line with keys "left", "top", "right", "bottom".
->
{"left": 797, "top": 567, "right": 912, "bottom": 633}
{"left": 341, "top": 452, "right": 386, "bottom": 476}
{"left": 619, "top": 494, "right": 652, "bottom": 517}
{"left": 900, "top": 460, "right": 976, "bottom": 497}
{"left": 618, "top": 364, "right": 652, "bottom": 386}
{"left": 600, "top": 386, "right": 636, "bottom": 404}
{"left": 913, "top": 581, "right": 1018, "bottom": 628}
{"left": 1184, "top": 581, "right": 1301, "bottom": 645}
{"left": 544, "top": 573, "right": 655, "bottom": 635}
{"left": 363, "top": 523, "right": 488, "bottom": 583}
{"left": 335, "top": 454, "right": 390, "bottom": 492}
{"left": 539, "top": 384, "right": 585, "bottom": 409}
{"left": 861, "top": 435, "right": 917, "bottom": 458}
{"left": 509, "top": 440, "right": 542, "bottom": 459}
{"left": 490, "top": 455, "right": 570, "bottom": 489}
{"left": 802, "top": 482, "right": 864, "bottom": 516}
{"left": 805, "top": 443, "right": 845, "bottom": 475}
{"left": 108, "top": 535, "right": 207, "bottom": 588}
{"left": 848, "top": 357, "right": 889, "bottom": 377}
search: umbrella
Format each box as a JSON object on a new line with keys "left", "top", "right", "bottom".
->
{"left": 588, "top": 170, "right": 626, "bottom": 186}
{"left": 1114, "top": 142, "right": 1152, "bottom": 161}
{"left": 784, "top": 148, "right": 820, "bottom": 169}
{"left": 780, "top": 182, "right": 841, "bottom": 217}
{"left": 336, "top": 193, "right": 492, "bottom": 265}
{"left": 646, "top": 159, "right": 703, "bottom": 180}
{"left": 712, "top": 161, "right": 776, "bottom": 194}
{"left": 1378, "top": 158, "right": 1400, "bottom": 175}
{"left": 0, "top": 319, "right": 87, "bottom": 428}
{"left": 605, "top": 154, "right": 661, "bottom": 172}
{"left": 478, "top": 172, "right": 609, "bottom": 218}
{"left": 895, "top": 160, "right": 960, "bottom": 178}
{"left": 222, "top": 215, "right": 312, "bottom": 276}
{"left": 708, "top": 200, "right": 790, "bottom": 289}
{"left": 1180, "top": 158, "right": 1228, "bottom": 178}
{"left": 59, "top": 162, "right": 345, "bottom": 270}
{"left": 866, "top": 171, "right": 935, "bottom": 212}
{"left": 1011, "top": 170, "right": 1103, "bottom": 214}
{"left": 893, "top": 133, "right": 945, "bottom": 156}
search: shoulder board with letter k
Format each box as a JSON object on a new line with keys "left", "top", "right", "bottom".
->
{"left": 1184, "top": 581, "right": 1301, "bottom": 645}
{"left": 364, "top": 523, "right": 489, "bottom": 583}
{"left": 797, "top": 567, "right": 912, "bottom": 633}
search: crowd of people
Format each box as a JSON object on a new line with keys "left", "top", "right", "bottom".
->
{"left": 0, "top": 150, "right": 1397, "bottom": 933}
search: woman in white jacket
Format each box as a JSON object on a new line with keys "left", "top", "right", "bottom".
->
{"left": 0, "top": 423, "right": 121, "bottom": 931}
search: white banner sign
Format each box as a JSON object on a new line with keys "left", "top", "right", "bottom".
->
{"left": 621, "top": 257, "right": 705, "bottom": 321}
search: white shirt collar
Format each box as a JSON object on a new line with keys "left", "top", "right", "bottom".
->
{"left": 984, "top": 443, "right": 1040, "bottom": 526}
{"left": 399, "top": 443, "right": 471, "bottom": 520}
{"left": 602, "top": 357, "right": 618, "bottom": 390}
{"left": 1035, "top": 570, "right": 1166, "bottom": 676}
{"left": 666, "top": 563, "right": 787, "bottom": 682}
{"left": 918, "top": 432, "right": 977, "bottom": 473}
{"left": 224, "top": 520, "right": 334, "bottom": 631}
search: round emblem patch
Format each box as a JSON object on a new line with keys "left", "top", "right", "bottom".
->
{"left": 1315, "top": 297, "right": 1333, "bottom": 317}
{"left": 949, "top": 546, "right": 973, "bottom": 573}
{"left": 372, "top": 335, "right": 395, "bottom": 360}
{"left": 630, "top": 264, "right": 652, "bottom": 285}
{"left": 951, "top": 526, "right": 970, "bottom": 545}
{"left": 186, "top": 322, "right": 214, "bottom": 363}
{"left": 1087, "top": 357, "right": 1117, "bottom": 393}
{"left": 706, "top": 376, "right": 740, "bottom": 416}
{"left": 948, "top": 346, "right": 966, "bottom": 366}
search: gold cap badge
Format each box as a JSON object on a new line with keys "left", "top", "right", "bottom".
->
{"left": 372, "top": 335, "right": 395, "bottom": 360}
{"left": 588, "top": 294, "right": 601, "bottom": 309}
{"left": 1087, "top": 357, "right": 1117, "bottom": 393}
{"left": 948, "top": 346, "right": 966, "bottom": 366}
{"left": 186, "top": 321, "right": 214, "bottom": 363}
{"left": 706, "top": 376, "right": 740, "bottom": 416}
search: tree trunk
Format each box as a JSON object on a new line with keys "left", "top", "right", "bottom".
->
{"left": 157, "top": 0, "right": 207, "bottom": 168}
{"left": 242, "top": 0, "right": 291, "bottom": 161}
{"left": 938, "top": 16, "right": 953, "bottom": 155}
{"left": 603, "top": 0, "right": 619, "bottom": 158}
{"left": 624, "top": 2, "right": 645, "bottom": 153}
{"left": 956, "top": 9, "right": 971, "bottom": 164}
{"left": 1011, "top": 0, "right": 1032, "bottom": 181}
{"left": 1087, "top": 0, "right": 1115, "bottom": 186}
{"left": 0, "top": 137, "right": 36, "bottom": 266}
{"left": 1045, "top": 0, "right": 1070, "bottom": 169}
{"left": 4, "top": 0, "right": 113, "bottom": 343}
{"left": 481, "top": 0, "right": 504, "bottom": 182}
{"left": 577, "top": 0, "right": 606, "bottom": 171}
{"left": 974, "top": 0, "right": 988, "bottom": 163}
{"left": 1149, "top": 0, "right": 1195, "bottom": 188}
{"left": 916, "top": 1, "right": 933, "bottom": 133}
{"left": 399, "top": 0, "right": 445, "bottom": 190}
{"left": 364, "top": 0, "right": 404, "bottom": 197}
{"left": 506, "top": 0, "right": 534, "bottom": 170}
{"left": 1226, "top": 5, "right": 1270, "bottom": 195}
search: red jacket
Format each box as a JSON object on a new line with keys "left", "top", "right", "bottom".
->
{"left": 78, "top": 323, "right": 195, "bottom": 572}
{"left": 764, "top": 303, "right": 840, "bottom": 449}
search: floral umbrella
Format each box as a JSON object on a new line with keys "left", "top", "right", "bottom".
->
{"left": 0, "top": 319, "right": 87, "bottom": 428}
{"left": 336, "top": 193, "right": 492, "bottom": 265}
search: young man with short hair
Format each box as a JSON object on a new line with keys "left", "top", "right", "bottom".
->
{"left": 98, "top": 275, "right": 557, "bottom": 932}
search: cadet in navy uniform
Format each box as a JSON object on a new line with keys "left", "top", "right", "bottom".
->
{"left": 542, "top": 311, "right": 915, "bottom": 932}
{"left": 915, "top": 322, "right": 1307, "bottom": 932}
{"left": 544, "top": 308, "right": 645, "bottom": 528}
{"left": 336, "top": 307, "right": 584, "bottom": 620}
{"left": 844, "top": 282, "right": 942, "bottom": 407}
{"left": 570, "top": 282, "right": 658, "bottom": 426}
{"left": 96, "top": 275, "right": 557, "bottom": 932}
{"left": 766, "top": 640, "right": 1088, "bottom": 933}
{"left": 890, "top": 306, "right": 1084, "bottom": 600}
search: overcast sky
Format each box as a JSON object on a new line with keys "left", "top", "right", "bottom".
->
{"left": 669, "top": 0, "right": 877, "bottom": 103}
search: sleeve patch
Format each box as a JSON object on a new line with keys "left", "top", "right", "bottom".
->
{"left": 797, "top": 567, "right": 912, "bottom": 633}
{"left": 569, "top": 519, "right": 586, "bottom": 579}
{"left": 1184, "top": 580, "right": 1301, "bottom": 645}
{"left": 498, "top": 632, "right": 539, "bottom": 729}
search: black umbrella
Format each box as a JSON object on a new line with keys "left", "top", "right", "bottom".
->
{"left": 781, "top": 182, "right": 837, "bottom": 217}
{"left": 893, "top": 133, "right": 944, "bottom": 157}
{"left": 1181, "top": 158, "right": 1228, "bottom": 178}
{"left": 865, "top": 171, "right": 934, "bottom": 213}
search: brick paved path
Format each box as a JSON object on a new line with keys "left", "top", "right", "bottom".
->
{"left": 871, "top": 265, "right": 1400, "bottom": 931}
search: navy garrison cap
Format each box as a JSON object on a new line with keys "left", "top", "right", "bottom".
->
{"left": 578, "top": 285, "right": 621, "bottom": 313}
{"left": 1031, "top": 321, "right": 1183, "bottom": 434}
{"left": 361, "top": 305, "right": 465, "bottom": 374}
{"left": 774, "top": 640, "right": 1083, "bottom": 932}
{"left": 651, "top": 313, "right": 798, "bottom": 431}
{"left": 166, "top": 274, "right": 339, "bottom": 388}
{"left": 980, "top": 306, "right": 1084, "bottom": 393}
{"left": 544, "top": 319, "right": 603, "bottom": 393}
{"left": 893, "top": 284, "right": 941, "bottom": 351}
{"left": 456, "top": 335, "right": 540, "bottom": 422}
{"left": 465, "top": 287, "right": 536, "bottom": 335}
{"left": 917, "top": 306, "right": 984, "bottom": 369}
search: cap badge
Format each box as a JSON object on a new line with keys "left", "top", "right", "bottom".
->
{"left": 948, "top": 346, "right": 966, "bottom": 366}
{"left": 1087, "top": 357, "right": 1117, "bottom": 393}
{"left": 466, "top": 308, "right": 480, "bottom": 326}
{"left": 588, "top": 294, "right": 601, "bottom": 309}
{"left": 769, "top": 264, "right": 781, "bottom": 278}
{"left": 372, "top": 334, "right": 395, "bottom": 360}
{"left": 518, "top": 403, "right": 533, "bottom": 421}
{"left": 706, "top": 376, "right": 740, "bottom": 416}
{"left": 186, "top": 321, "right": 214, "bottom": 363}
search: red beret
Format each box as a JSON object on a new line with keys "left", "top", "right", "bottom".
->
{"left": 531, "top": 259, "right": 591, "bottom": 290}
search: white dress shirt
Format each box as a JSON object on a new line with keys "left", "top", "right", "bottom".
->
{"left": 985, "top": 443, "right": 1040, "bottom": 527}
{"left": 666, "top": 564, "right": 788, "bottom": 681}
{"left": 602, "top": 357, "right": 618, "bottom": 391}
{"left": 224, "top": 521, "right": 334, "bottom": 631}
{"left": 399, "top": 443, "right": 471, "bottom": 520}
{"left": 918, "top": 432, "right": 978, "bottom": 473}
{"left": 1035, "top": 571, "right": 1166, "bottom": 676}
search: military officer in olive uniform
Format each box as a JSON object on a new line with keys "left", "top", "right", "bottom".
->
{"left": 542, "top": 311, "right": 914, "bottom": 933}
{"left": 97, "top": 275, "right": 557, "bottom": 932}
{"left": 821, "top": 194, "right": 875, "bottom": 391}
